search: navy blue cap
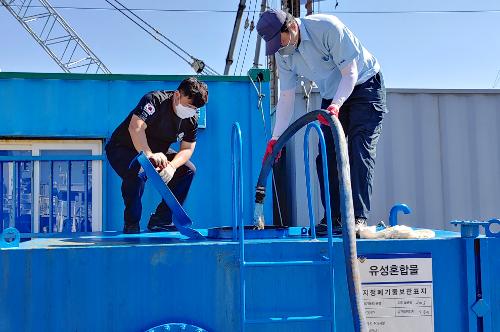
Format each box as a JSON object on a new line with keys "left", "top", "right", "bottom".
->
{"left": 256, "top": 9, "right": 287, "bottom": 56}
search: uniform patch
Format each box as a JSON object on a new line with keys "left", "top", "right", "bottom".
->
{"left": 143, "top": 102, "right": 155, "bottom": 115}
{"left": 177, "top": 132, "right": 185, "bottom": 142}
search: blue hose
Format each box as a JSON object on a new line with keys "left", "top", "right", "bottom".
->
{"left": 253, "top": 109, "right": 367, "bottom": 332}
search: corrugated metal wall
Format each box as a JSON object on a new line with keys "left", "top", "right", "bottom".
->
{"left": 286, "top": 86, "right": 500, "bottom": 230}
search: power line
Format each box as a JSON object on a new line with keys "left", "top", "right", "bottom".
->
{"left": 493, "top": 70, "right": 500, "bottom": 88}
{"left": 233, "top": 0, "right": 252, "bottom": 75}
{"left": 234, "top": 0, "right": 260, "bottom": 75}
{"left": 323, "top": 9, "right": 500, "bottom": 14}
{"left": 1, "top": 4, "right": 248, "bottom": 13}
{"left": 3, "top": 4, "right": 500, "bottom": 15}
{"left": 238, "top": 0, "right": 259, "bottom": 75}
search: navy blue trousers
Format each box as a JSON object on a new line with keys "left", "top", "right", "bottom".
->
{"left": 105, "top": 144, "right": 195, "bottom": 228}
{"left": 316, "top": 72, "right": 387, "bottom": 223}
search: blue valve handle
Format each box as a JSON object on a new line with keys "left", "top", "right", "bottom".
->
{"left": 133, "top": 152, "right": 204, "bottom": 240}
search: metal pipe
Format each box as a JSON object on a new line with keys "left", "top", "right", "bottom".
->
{"left": 389, "top": 203, "right": 411, "bottom": 227}
{"left": 252, "top": 0, "right": 268, "bottom": 68}
{"left": 232, "top": 122, "right": 246, "bottom": 330}
{"left": 304, "top": 122, "right": 337, "bottom": 331}
{"left": 49, "top": 161, "right": 53, "bottom": 232}
{"left": 83, "top": 161, "right": 88, "bottom": 232}
{"left": 0, "top": 162, "right": 3, "bottom": 230}
{"left": 231, "top": 122, "right": 243, "bottom": 241}
{"left": 15, "top": 162, "right": 19, "bottom": 227}
{"left": 66, "top": 161, "right": 71, "bottom": 232}
{"left": 224, "top": 0, "right": 247, "bottom": 75}
{"left": 30, "top": 161, "right": 34, "bottom": 234}
{"left": 303, "top": 124, "right": 318, "bottom": 239}
{"left": 253, "top": 109, "right": 367, "bottom": 332}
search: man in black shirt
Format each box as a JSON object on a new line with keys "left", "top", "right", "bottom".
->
{"left": 106, "top": 77, "right": 209, "bottom": 234}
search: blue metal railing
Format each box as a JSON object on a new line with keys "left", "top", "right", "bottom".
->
{"left": 231, "top": 123, "right": 243, "bottom": 242}
{"left": 303, "top": 122, "right": 336, "bottom": 331}
{"left": 252, "top": 110, "right": 367, "bottom": 331}
{"left": 235, "top": 121, "right": 337, "bottom": 331}
{"left": 230, "top": 123, "right": 247, "bottom": 329}
{"left": 0, "top": 154, "right": 104, "bottom": 235}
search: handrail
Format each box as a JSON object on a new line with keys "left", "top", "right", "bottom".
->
{"left": 231, "top": 122, "right": 247, "bottom": 331}
{"left": 231, "top": 122, "right": 244, "bottom": 241}
{"left": 253, "top": 109, "right": 367, "bottom": 332}
{"left": 304, "top": 122, "right": 336, "bottom": 331}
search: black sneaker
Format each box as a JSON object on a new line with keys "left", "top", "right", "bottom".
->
{"left": 309, "top": 217, "right": 342, "bottom": 237}
{"left": 310, "top": 217, "right": 367, "bottom": 237}
{"left": 147, "top": 214, "right": 177, "bottom": 232}
{"left": 147, "top": 224, "right": 178, "bottom": 232}
{"left": 123, "top": 223, "right": 140, "bottom": 234}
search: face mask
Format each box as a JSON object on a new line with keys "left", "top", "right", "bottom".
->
{"left": 278, "top": 32, "right": 296, "bottom": 57}
{"left": 175, "top": 104, "right": 197, "bottom": 119}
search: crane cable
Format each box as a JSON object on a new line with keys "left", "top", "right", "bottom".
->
{"left": 105, "top": 0, "right": 219, "bottom": 75}
{"left": 236, "top": 0, "right": 259, "bottom": 76}
{"left": 232, "top": 0, "right": 252, "bottom": 75}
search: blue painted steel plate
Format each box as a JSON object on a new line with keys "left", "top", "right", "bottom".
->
{"left": 207, "top": 225, "right": 289, "bottom": 240}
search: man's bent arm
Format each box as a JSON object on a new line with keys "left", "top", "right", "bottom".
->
{"left": 170, "top": 141, "right": 196, "bottom": 169}
{"left": 128, "top": 114, "right": 153, "bottom": 156}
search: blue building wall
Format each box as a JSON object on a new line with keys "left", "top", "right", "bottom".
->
{"left": 0, "top": 72, "right": 272, "bottom": 231}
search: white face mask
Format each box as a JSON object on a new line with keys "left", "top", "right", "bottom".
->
{"left": 175, "top": 104, "right": 197, "bottom": 119}
{"left": 278, "top": 31, "right": 296, "bottom": 57}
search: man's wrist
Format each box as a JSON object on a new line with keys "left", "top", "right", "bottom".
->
{"left": 167, "top": 161, "right": 177, "bottom": 170}
{"left": 330, "top": 102, "right": 341, "bottom": 110}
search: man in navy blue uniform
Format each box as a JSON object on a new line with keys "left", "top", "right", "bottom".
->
{"left": 106, "top": 77, "right": 208, "bottom": 234}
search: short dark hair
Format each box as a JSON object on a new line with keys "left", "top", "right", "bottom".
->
{"left": 178, "top": 77, "right": 208, "bottom": 108}
{"left": 280, "top": 12, "right": 295, "bottom": 33}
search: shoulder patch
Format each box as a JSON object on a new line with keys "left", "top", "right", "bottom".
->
{"left": 177, "top": 132, "right": 185, "bottom": 142}
{"left": 143, "top": 102, "right": 155, "bottom": 115}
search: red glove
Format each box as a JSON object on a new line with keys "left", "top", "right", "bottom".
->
{"left": 317, "top": 104, "right": 340, "bottom": 126}
{"left": 262, "top": 139, "right": 282, "bottom": 165}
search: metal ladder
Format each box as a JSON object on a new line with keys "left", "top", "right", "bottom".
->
{"left": 231, "top": 122, "right": 337, "bottom": 331}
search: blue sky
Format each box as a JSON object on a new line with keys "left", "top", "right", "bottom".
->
{"left": 1, "top": 0, "right": 499, "bottom": 88}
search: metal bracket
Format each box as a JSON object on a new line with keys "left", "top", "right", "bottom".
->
{"left": 0, "top": 227, "right": 20, "bottom": 248}
{"left": 484, "top": 218, "right": 500, "bottom": 237}
{"left": 471, "top": 298, "right": 490, "bottom": 317}
{"left": 247, "top": 68, "right": 270, "bottom": 82}
{"left": 450, "top": 219, "right": 500, "bottom": 238}
{"left": 191, "top": 58, "right": 205, "bottom": 74}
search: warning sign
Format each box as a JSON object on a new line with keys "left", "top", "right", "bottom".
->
{"left": 359, "top": 253, "right": 434, "bottom": 332}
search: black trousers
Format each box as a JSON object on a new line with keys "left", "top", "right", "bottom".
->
{"left": 105, "top": 144, "right": 196, "bottom": 228}
{"left": 316, "top": 72, "right": 387, "bottom": 223}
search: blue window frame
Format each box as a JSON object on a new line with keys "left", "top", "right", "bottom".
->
{"left": 0, "top": 141, "right": 103, "bottom": 234}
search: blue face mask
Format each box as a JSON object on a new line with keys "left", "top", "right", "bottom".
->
{"left": 278, "top": 32, "right": 296, "bottom": 57}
